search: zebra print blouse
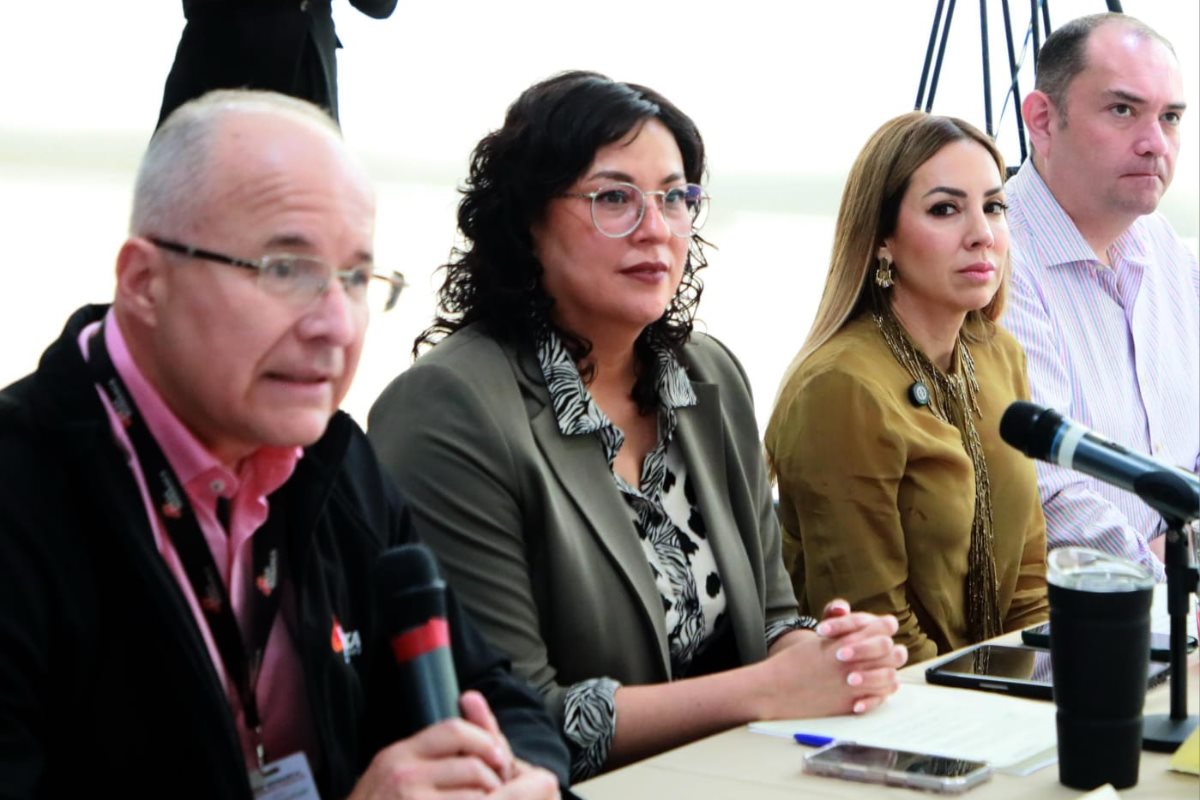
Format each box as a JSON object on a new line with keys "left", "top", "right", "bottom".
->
{"left": 536, "top": 331, "right": 810, "bottom": 780}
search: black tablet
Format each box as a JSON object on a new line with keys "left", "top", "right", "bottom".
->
{"left": 925, "top": 643, "right": 1171, "bottom": 700}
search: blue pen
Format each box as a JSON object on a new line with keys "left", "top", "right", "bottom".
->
{"left": 793, "top": 733, "right": 835, "bottom": 747}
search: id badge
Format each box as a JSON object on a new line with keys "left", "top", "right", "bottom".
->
{"left": 250, "top": 751, "right": 321, "bottom": 800}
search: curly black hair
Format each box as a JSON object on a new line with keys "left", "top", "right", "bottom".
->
{"left": 414, "top": 70, "right": 710, "bottom": 413}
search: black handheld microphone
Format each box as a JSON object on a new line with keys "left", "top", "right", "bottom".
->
{"left": 371, "top": 544, "right": 461, "bottom": 726}
{"left": 999, "top": 401, "right": 1200, "bottom": 523}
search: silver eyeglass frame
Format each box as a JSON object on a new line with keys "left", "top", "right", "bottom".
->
{"left": 561, "top": 182, "right": 709, "bottom": 239}
{"left": 148, "top": 237, "right": 406, "bottom": 312}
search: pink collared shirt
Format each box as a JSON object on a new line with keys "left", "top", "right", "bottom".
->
{"left": 80, "top": 310, "right": 318, "bottom": 771}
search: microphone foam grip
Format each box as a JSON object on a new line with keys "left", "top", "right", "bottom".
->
{"left": 1000, "top": 400, "right": 1061, "bottom": 460}
{"left": 372, "top": 543, "right": 442, "bottom": 590}
{"left": 372, "top": 544, "right": 449, "bottom": 635}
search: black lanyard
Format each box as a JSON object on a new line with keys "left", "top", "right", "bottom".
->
{"left": 88, "top": 323, "right": 285, "bottom": 765}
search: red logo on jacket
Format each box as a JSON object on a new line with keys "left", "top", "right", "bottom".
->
{"left": 330, "top": 616, "right": 362, "bottom": 664}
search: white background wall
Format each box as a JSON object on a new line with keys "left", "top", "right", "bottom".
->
{"left": 1, "top": 1, "right": 1195, "bottom": 431}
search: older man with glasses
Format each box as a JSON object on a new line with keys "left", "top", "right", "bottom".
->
{"left": 0, "top": 89, "right": 567, "bottom": 800}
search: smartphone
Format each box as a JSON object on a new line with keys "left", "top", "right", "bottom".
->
{"left": 804, "top": 742, "right": 992, "bottom": 794}
{"left": 1021, "top": 622, "right": 1198, "bottom": 662}
{"left": 925, "top": 643, "right": 1172, "bottom": 700}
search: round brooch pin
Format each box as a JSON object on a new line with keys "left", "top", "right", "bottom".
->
{"left": 908, "top": 381, "right": 931, "bottom": 408}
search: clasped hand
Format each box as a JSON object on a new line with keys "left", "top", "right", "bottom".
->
{"left": 758, "top": 599, "right": 907, "bottom": 719}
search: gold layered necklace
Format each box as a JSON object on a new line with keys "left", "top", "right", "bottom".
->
{"left": 873, "top": 305, "right": 1002, "bottom": 644}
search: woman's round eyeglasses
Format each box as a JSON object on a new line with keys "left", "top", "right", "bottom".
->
{"left": 562, "top": 182, "right": 709, "bottom": 239}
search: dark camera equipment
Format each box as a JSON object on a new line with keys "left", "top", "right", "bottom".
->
{"left": 914, "top": 0, "right": 1126, "bottom": 176}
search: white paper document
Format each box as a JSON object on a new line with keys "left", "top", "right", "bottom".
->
{"left": 749, "top": 682, "right": 1057, "bottom": 771}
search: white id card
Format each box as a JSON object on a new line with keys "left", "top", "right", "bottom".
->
{"left": 250, "top": 751, "right": 321, "bottom": 800}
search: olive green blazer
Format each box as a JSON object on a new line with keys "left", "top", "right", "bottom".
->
{"left": 367, "top": 324, "right": 798, "bottom": 727}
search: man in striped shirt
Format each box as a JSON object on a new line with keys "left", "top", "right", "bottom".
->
{"left": 1003, "top": 13, "right": 1197, "bottom": 581}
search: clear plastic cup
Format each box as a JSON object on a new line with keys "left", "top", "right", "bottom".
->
{"left": 1047, "top": 547, "right": 1156, "bottom": 593}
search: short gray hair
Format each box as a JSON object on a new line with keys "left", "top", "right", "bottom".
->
{"left": 129, "top": 90, "right": 341, "bottom": 236}
{"left": 1035, "top": 13, "right": 1176, "bottom": 121}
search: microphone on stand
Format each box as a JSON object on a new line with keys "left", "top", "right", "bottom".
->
{"left": 999, "top": 401, "right": 1199, "bottom": 524}
{"left": 371, "top": 544, "right": 460, "bottom": 727}
{"left": 1000, "top": 400, "right": 1200, "bottom": 750}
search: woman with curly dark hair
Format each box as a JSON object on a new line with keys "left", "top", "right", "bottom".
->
{"left": 368, "top": 71, "right": 906, "bottom": 781}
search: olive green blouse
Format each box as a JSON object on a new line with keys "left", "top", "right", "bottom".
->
{"left": 766, "top": 314, "right": 1049, "bottom": 663}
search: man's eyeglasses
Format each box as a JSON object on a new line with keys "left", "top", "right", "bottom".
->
{"left": 148, "top": 237, "right": 406, "bottom": 312}
{"left": 561, "top": 182, "right": 709, "bottom": 239}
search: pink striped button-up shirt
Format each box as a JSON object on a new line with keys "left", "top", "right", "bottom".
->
{"left": 1002, "top": 159, "right": 1199, "bottom": 581}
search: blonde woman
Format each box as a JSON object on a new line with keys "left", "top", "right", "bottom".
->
{"left": 766, "top": 112, "right": 1049, "bottom": 664}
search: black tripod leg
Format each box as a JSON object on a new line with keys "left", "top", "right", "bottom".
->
{"left": 927, "top": 0, "right": 960, "bottom": 112}
{"left": 1000, "top": 0, "right": 1028, "bottom": 165}
{"left": 980, "top": 0, "right": 993, "bottom": 135}
{"left": 916, "top": 0, "right": 948, "bottom": 111}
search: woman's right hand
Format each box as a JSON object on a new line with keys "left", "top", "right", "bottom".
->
{"left": 752, "top": 607, "right": 906, "bottom": 719}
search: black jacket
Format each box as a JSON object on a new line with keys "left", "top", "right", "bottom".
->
{"left": 158, "top": 0, "right": 398, "bottom": 126}
{"left": 0, "top": 305, "right": 569, "bottom": 799}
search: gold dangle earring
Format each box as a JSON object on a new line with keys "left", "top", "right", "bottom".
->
{"left": 875, "top": 256, "right": 894, "bottom": 289}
